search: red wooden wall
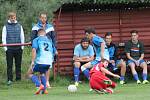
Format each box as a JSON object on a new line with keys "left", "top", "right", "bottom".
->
{"left": 54, "top": 8, "right": 150, "bottom": 75}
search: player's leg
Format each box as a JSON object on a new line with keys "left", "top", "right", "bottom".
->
{"left": 6, "top": 50, "right": 13, "bottom": 85}
{"left": 46, "top": 68, "right": 51, "bottom": 88}
{"left": 128, "top": 60, "right": 141, "bottom": 84}
{"left": 14, "top": 49, "right": 22, "bottom": 81}
{"left": 81, "top": 60, "right": 99, "bottom": 80}
{"left": 73, "top": 61, "right": 81, "bottom": 86}
{"left": 39, "top": 65, "right": 50, "bottom": 94}
{"left": 117, "top": 59, "right": 126, "bottom": 84}
{"left": 139, "top": 60, "right": 149, "bottom": 84}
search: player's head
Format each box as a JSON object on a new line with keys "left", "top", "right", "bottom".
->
{"left": 101, "top": 59, "right": 109, "bottom": 68}
{"left": 39, "top": 12, "right": 47, "bottom": 24}
{"left": 105, "top": 32, "right": 112, "bottom": 45}
{"left": 85, "top": 27, "right": 96, "bottom": 40}
{"left": 8, "top": 11, "right": 16, "bottom": 23}
{"left": 37, "top": 28, "right": 46, "bottom": 36}
{"left": 80, "top": 37, "right": 90, "bottom": 50}
{"left": 130, "top": 30, "right": 138, "bottom": 42}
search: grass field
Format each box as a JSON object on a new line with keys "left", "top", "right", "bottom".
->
{"left": 0, "top": 80, "right": 150, "bottom": 100}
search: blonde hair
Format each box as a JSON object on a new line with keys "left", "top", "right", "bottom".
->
{"left": 8, "top": 11, "right": 16, "bottom": 18}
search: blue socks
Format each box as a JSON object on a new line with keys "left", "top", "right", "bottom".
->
{"left": 40, "top": 75, "right": 47, "bottom": 90}
{"left": 120, "top": 76, "right": 125, "bottom": 81}
{"left": 74, "top": 67, "right": 80, "bottom": 82}
{"left": 133, "top": 74, "right": 139, "bottom": 81}
{"left": 142, "top": 73, "right": 147, "bottom": 80}
{"left": 83, "top": 69, "right": 90, "bottom": 80}
{"left": 31, "top": 75, "right": 40, "bottom": 87}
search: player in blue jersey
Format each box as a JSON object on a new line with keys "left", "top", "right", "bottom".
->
{"left": 73, "top": 37, "right": 94, "bottom": 86}
{"left": 29, "top": 28, "right": 56, "bottom": 94}
{"left": 31, "top": 12, "right": 57, "bottom": 88}
{"left": 79, "top": 27, "right": 110, "bottom": 80}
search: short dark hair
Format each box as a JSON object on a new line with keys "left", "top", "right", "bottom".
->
{"left": 105, "top": 32, "right": 112, "bottom": 37}
{"left": 85, "top": 27, "right": 96, "bottom": 34}
{"left": 80, "top": 37, "right": 90, "bottom": 44}
{"left": 130, "top": 30, "right": 138, "bottom": 34}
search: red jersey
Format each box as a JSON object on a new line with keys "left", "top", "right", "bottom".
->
{"left": 89, "top": 63, "right": 105, "bottom": 76}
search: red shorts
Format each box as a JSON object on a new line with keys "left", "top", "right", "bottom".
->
{"left": 89, "top": 72, "right": 116, "bottom": 90}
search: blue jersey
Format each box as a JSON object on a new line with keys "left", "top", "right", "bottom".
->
{"left": 74, "top": 44, "right": 94, "bottom": 57}
{"left": 92, "top": 35, "right": 109, "bottom": 61}
{"left": 32, "top": 36, "right": 54, "bottom": 66}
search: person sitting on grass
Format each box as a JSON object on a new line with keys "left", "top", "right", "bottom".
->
{"left": 89, "top": 59, "right": 120, "bottom": 94}
{"left": 28, "top": 28, "right": 56, "bottom": 94}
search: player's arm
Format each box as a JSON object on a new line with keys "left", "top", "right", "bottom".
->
{"left": 100, "top": 42, "right": 105, "bottom": 59}
{"left": 80, "top": 56, "right": 94, "bottom": 62}
{"left": 100, "top": 67, "right": 120, "bottom": 78}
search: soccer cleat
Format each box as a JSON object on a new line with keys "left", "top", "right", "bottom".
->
{"left": 120, "top": 80, "right": 126, "bottom": 85}
{"left": 7, "top": 80, "right": 12, "bottom": 86}
{"left": 35, "top": 85, "right": 44, "bottom": 95}
{"left": 41, "top": 89, "right": 48, "bottom": 94}
{"left": 89, "top": 88, "right": 93, "bottom": 92}
{"left": 103, "top": 80, "right": 112, "bottom": 85}
{"left": 105, "top": 88, "right": 114, "bottom": 94}
{"left": 94, "top": 89, "right": 105, "bottom": 94}
{"left": 142, "top": 80, "right": 149, "bottom": 84}
{"left": 75, "top": 82, "right": 79, "bottom": 87}
{"left": 136, "top": 80, "right": 141, "bottom": 84}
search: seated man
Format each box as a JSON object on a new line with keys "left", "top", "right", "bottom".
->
{"left": 73, "top": 37, "right": 94, "bottom": 86}
{"left": 105, "top": 32, "right": 126, "bottom": 84}
{"left": 125, "top": 30, "right": 149, "bottom": 84}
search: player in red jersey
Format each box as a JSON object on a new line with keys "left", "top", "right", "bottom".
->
{"left": 89, "top": 59, "right": 120, "bottom": 94}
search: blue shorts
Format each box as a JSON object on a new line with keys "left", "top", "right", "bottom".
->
{"left": 33, "top": 64, "right": 50, "bottom": 74}
{"left": 127, "top": 59, "right": 145, "bottom": 66}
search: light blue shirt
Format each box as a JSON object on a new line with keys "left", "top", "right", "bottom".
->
{"left": 92, "top": 35, "right": 109, "bottom": 61}
{"left": 32, "top": 36, "right": 54, "bottom": 66}
{"left": 74, "top": 44, "right": 94, "bottom": 57}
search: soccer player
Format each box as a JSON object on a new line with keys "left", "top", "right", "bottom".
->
{"left": 29, "top": 28, "right": 56, "bottom": 94}
{"left": 105, "top": 32, "right": 126, "bottom": 84}
{"left": 125, "top": 30, "right": 149, "bottom": 84}
{"left": 31, "top": 12, "right": 57, "bottom": 88}
{"left": 80, "top": 27, "right": 109, "bottom": 80}
{"left": 73, "top": 37, "right": 94, "bottom": 86}
{"left": 89, "top": 59, "right": 120, "bottom": 94}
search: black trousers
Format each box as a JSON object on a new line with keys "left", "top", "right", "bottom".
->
{"left": 6, "top": 49, "right": 23, "bottom": 81}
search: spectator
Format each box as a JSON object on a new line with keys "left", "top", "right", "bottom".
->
{"left": 73, "top": 37, "right": 94, "bottom": 86}
{"left": 125, "top": 30, "right": 149, "bottom": 84}
{"left": 30, "top": 28, "right": 55, "bottom": 94}
{"left": 105, "top": 32, "right": 126, "bottom": 84}
{"left": 30, "top": 12, "right": 57, "bottom": 88}
{"left": 2, "top": 11, "right": 25, "bottom": 85}
{"left": 80, "top": 27, "right": 109, "bottom": 80}
{"left": 89, "top": 59, "right": 120, "bottom": 94}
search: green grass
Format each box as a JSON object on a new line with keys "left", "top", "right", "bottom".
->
{"left": 0, "top": 80, "right": 150, "bottom": 100}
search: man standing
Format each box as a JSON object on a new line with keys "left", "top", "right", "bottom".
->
{"left": 105, "top": 32, "right": 126, "bottom": 84}
{"left": 31, "top": 12, "right": 57, "bottom": 88}
{"left": 125, "top": 30, "right": 149, "bottom": 84}
{"left": 73, "top": 37, "right": 94, "bottom": 86}
{"left": 2, "top": 11, "right": 25, "bottom": 85}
